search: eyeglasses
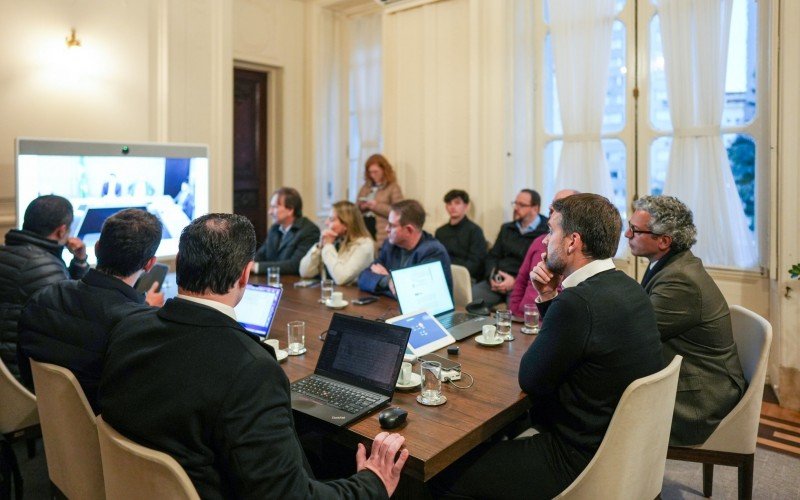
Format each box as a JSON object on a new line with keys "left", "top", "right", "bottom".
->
{"left": 626, "top": 224, "right": 662, "bottom": 237}
{"left": 511, "top": 202, "right": 533, "bottom": 208}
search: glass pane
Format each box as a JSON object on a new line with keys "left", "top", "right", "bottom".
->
{"left": 615, "top": 0, "right": 626, "bottom": 14}
{"left": 649, "top": 136, "right": 672, "bottom": 195}
{"left": 603, "top": 20, "right": 627, "bottom": 134}
{"left": 723, "top": 0, "right": 757, "bottom": 126}
{"left": 649, "top": 15, "right": 671, "bottom": 130}
{"left": 724, "top": 133, "right": 756, "bottom": 231}
{"left": 604, "top": 139, "right": 627, "bottom": 219}
{"left": 543, "top": 34, "right": 562, "bottom": 135}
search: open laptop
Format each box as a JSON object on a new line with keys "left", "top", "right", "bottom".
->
{"left": 234, "top": 284, "right": 282, "bottom": 338}
{"left": 391, "top": 261, "right": 494, "bottom": 340}
{"left": 387, "top": 310, "right": 455, "bottom": 356}
{"left": 291, "top": 314, "right": 410, "bottom": 427}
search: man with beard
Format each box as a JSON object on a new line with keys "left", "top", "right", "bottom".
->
{"left": 433, "top": 194, "right": 663, "bottom": 499}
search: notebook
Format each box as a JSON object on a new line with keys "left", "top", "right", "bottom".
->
{"left": 234, "top": 284, "right": 282, "bottom": 338}
{"left": 391, "top": 261, "right": 494, "bottom": 340}
{"left": 387, "top": 310, "right": 455, "bottom": 356}
{"left": 290, "top": 314, "right": 411, "bottom": 426}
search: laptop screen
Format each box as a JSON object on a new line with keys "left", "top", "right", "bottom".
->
{"left": 390, "top": 311, "right": 451, "bottom": 351}
{"left": 234, "top": 284, "right": 282, "bottom": 337}
{"left": 316, "top": 314, "right": 410, "bottom": 396}
{"left": 392, "top": 261, "right": 454, "bottom": 316}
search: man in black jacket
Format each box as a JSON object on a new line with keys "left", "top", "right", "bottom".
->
{"left": 434, "top": 194, "right": 663, "bottom": 499}
{"left": 471, "top": 189, "right": 548, "bottom": 307}
{"left": 434, "top": 190, "right": 487, "bottom": 280}
{"left": 99, "top": 213, "right": 408, "bottom": 499}
{"left": 17, "top": 209, "right": 164, "bottom": 413}
{"left": 254, "top": 187, "right": 320, "bottom": 275}
{"left": 0, "top": 195, "right": 89, "bottom": 381}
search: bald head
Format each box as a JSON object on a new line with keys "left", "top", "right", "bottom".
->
{"left": 550, "top": 189, "right": 580, "bottom": 212}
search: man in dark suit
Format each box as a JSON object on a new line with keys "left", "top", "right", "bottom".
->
{"left": 434, "top": 194, "right": 663, "bottom": 499}
{"left": 628, "top": 195, "right": 746, "bottom": 446}
{"left": 17, "top": 208, "right": 164, "bottom": 413}
{"left": 254, "top": 187, "right": 320, "bottom": 275}
{"left": 99, "top": 213, "right": 408, "bottom": 499}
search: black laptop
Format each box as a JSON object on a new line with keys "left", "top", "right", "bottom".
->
{"left": 290, "top": 314, "right": 411, "bottom": 427}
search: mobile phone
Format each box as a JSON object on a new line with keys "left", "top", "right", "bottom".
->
{"left": 418, "top": 353, "right": 461, "bottom": 372}
{"left": 352, "top": 296, "right": 379, "bottom": 306}
{"left": 135, "top": 263, "right": 169, "bottom": 293}
{"left": 293, "top": 279, "right": 319, "bottom": 288}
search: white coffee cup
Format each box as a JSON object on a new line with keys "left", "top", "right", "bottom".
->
{"left": 482, "top": 324, "right": 497, "bottom": 342}
{"left": 265, "top": 339, "right": 280, "bottom": 352}
{"left": 398, "top": 361, "right": 412, "bottom": 384}
{"left": 329, "top": 291, "right": 344, "bottom": 305}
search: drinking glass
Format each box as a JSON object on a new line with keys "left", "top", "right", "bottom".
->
{"left": 521, "top": 303, "right": 540, "bottom": 335}
{"left": 319, "top": 279, "right": 334, "bottom": 304}
{"left": 287, "top": 320, "right": 306, "bottom": 355}
{"left": 417, "top": 361, "right": 446, "bottom": 405}
{"left": 496, "top": 309, "right": 514, "bottom": 341}
{"left": 267, "top": 266, "right": 281, "bottom": 287}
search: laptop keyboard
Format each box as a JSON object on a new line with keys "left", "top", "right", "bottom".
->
{"left": 292, "top": 375, "right": 382, "bottom": 414}
{"left": 439, "top": 312, "right": 474, "bottom": 329}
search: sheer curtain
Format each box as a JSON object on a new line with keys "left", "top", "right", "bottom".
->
{"left": 658, "top": 0, "right": 756, "bottom": 267}
{"left": 512, "top": 0, "right": 536, "bottom": 196}
{"left": 550, "top": 0, "right": 616, "bottom": 199}
{"left": 349, "top": 13, "right": 383, "bottom": 197}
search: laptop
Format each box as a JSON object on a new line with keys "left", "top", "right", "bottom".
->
{"left": 234, "top": 284, "right": 283, "bottom": 338}
{"left": 387, "top": 310, "right": 455, "bottom": 356}
{"left": 391, "top": 261, "right": 494, "bottom": 340}
{"left": 290, "top": 314, "right": 411, "bottom": 427}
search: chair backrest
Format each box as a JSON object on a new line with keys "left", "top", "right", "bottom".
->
{"left": 0, "top": 359, "right": 38, "bottom": 434}
{"left": 96, "top": 416, "right": 200, "bottom": 500}
{"left": 451, "top": 264, "right": 472, "bottom": 308}
{"left": 556, "top": 355, "right": 682, "bottom": 500}
{"left": 700, "top": 305, "right": 772, "bottom": 454}
{"left": 30, "top": 361, "right": 105, "bottom": 499}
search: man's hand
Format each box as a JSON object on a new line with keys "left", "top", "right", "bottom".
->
{"left": 490, "top": 270, "right": 515, "bottom": 293}
{"left": 320, "top": 229, "right": 338, "bottom": 247}
{"left": 356, "top": 432, "right": 409, "bottom": 497}
{"left": 145, "top": 282, "right": 165, "bottom": 307}
{"left": 66, "top": 237, "right": 87, "bottom": 260}
{"left": 370, "top": 263, "right": 389, "bottom": 276}
{"left": 530, "top": 254, "right": 560, "bottom": 301}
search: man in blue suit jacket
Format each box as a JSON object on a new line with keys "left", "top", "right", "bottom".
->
{"left": 358, "top": 199, "right": 452, "bottom": 298}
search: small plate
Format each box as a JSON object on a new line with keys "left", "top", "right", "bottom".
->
{"left": 325, "top": 300, "right": 349, "bottom": 309}
{"left": 475, "top": 334, "right": 504, "bottom": 346}
{"left": 396, "top": 372, "right": 422, "bottom": 390}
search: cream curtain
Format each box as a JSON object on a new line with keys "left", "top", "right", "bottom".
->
{"left": 349, "top": 13, "right": 383, "bottom": 177}
{"left": 657, "top": 0, "right": 756, "bottom": 267}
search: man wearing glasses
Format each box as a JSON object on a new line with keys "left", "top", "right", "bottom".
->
{"left": 627, "top": 195, "right": 746, "bottom": 446}
{"left": 472, "top": 189, "right": 548, "bottom": 307}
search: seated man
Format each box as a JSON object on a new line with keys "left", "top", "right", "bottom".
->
{"left": 472, "top": 189, "right": 548, "bottom": 307}
{"left": 434, "top": 194, "right": 663, "bottom": 499}
{"left": 628, "top": 195, "right": 746, "bottom": 446}
{"left": 17, "top": 209, "right": 164, "bottom": 413}
{"left": 99, "top": 213, "right": 408, "bottom": 498}
{"left": 509, "top": 189, "right": 578, "bottom": 318}
{"left": 358, "top": 200, "right": 452, "bottom": 298}
{"left": 434, "top": 189, "right": 487, "bottom": 280}
{"left": 0, "top": 195, "right": 89, "bottom": 381}
{"left": 254, "top": 187, "right": 320, "bottom": 275}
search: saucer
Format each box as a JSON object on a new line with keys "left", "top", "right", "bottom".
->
{"left": 287, "top": 347, "right": 307, "bottom": 356}
{"left": 396, "top": 372, "right": 422, "bottom": 390}
{"left": 475, "top": 334, "right": 504, "bottom": 346}
{"left": 325, "top": 299, "right": 349, "bottom": 309}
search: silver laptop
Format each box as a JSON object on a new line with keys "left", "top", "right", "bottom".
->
{"left": 391, "top": 261, "right": 494, "bottom": 341}
{"left": 290, "top": 314, "right": 410, "bottom": 427}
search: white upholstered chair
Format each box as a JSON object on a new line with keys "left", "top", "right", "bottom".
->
{"left": 666, "top": 305, "right": 772, "bottom": 500}
{"left": 556, "top": 355, "right": 682, "bottom": 499}
{"left": 451, "top": 264, "right": 473, "bottom": 308}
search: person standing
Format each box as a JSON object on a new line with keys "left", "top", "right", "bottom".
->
{"left": 356, "top": 154, "right": 404, "bottom": 249}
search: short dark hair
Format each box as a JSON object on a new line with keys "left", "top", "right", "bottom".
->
{"left": 96, "top": 209, "right": 163, "bottom": 277}
{"left": 22, "top": 195, "right": 74, "bottom": 237}
{"left": 390, "top": 199, "right": 426, "bottom": 230}
{"left": 551, "top": 193, "right": 621, "bottom": 260}
{"left": 177, "top": 214, "right": 256, "bottom": 294}
{"left": 274, "top": 187, "right": 303, "bottom": 218}
{"left": 443, "top": 190, "right": 470, "bottom": 204}
{"left": 520, "top": 189, "right": 541, "bottom": 208}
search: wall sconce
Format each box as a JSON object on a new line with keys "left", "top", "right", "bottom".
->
{"left": 65, "top": 28, "right": 81, "bottom": 49}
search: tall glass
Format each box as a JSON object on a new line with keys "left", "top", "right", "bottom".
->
{"left": 496, "top": 309, "right": 514, "bottom": 341}
{"left": 267, "top": 266, "right": 281, "bottom": 287}
{"left": 287, "top": 320, "right": 306, "bottom": 355}
{"left": 417, "top": 361, "right": 446, "bottom": 405}
{"left": 319, "top": 279, "right": 334, "bottom": 304}
{"left": 521, "top": 303, "right": 540, "bottom": 335}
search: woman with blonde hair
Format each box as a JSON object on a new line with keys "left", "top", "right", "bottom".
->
{"left": 356, "top": 154, "right": 404, "bottom": 248}
{"left": 299, "top": 201, "right": 375, "bottom": 285}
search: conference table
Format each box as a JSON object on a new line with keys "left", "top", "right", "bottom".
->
{"left": 256, "top": 275, "right": 538, "bottom": 493}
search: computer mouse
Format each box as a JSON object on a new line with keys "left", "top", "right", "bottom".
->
{"left": 378, "top": 406, "right": 408, "bottom": 430}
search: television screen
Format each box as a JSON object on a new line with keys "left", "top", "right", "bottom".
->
{"left": 16, "top": 138, "right": 209, "bottom": 265}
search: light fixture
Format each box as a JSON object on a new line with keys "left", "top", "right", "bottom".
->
{"left": 65, "top": 28, "right": 81, "bottom": 49}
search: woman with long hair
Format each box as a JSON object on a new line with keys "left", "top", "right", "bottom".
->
{"left": 356, "top": 154, "right": 404, "bottom": 248}
{"left": 299, "top": 201, "right": 374, "bottom": 285}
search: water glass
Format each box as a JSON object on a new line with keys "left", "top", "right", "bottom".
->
{"left": 320, "top": 279, "right": 334, "bottom": 303}
{"left": 287, "top": 320, "right": 306, "bottom": 355}
{"left": 521, "top": 303, "right": 540, "bottom": 335}
{"left": 267, "top": 266, "right": 281, "bottom": 287}
{"left": 418, "top": 361, "right": 446, "bottom": 405}
{"left": 496, "top": 309, "right": 514, "bottom": 341}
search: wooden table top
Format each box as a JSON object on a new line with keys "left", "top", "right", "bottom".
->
{"left": 259, "top": 275, "right": 535, "bottom": 482}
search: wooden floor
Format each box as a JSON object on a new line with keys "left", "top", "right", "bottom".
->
{"left": 758, "top": 385, "right": 800, "bottom": 459}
